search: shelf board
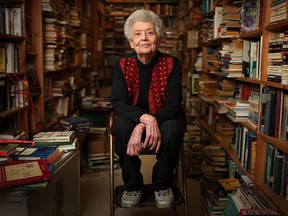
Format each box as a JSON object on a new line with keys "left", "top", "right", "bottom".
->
{"left": 0, "top": 107, "right": 27, "bottom": 119}
{"left": 259, "top": 134, "right": 288, "bottom": 153}
{"left": 266, "top": 20, "right": 288, "bottom": 32}
{"left": 240, "top": 29, "right": 262, "bottom": 39}
{"left": 262, "top": 81, "right": 288, "bottom": 90}
{"left": 236, "top": 77, "right": 261, "bottom": 85}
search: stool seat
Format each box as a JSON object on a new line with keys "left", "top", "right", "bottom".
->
{"left": 114, "top": 184, "right": 184, "bottom": 208}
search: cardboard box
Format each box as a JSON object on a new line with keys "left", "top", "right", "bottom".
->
{"left": 88, "top": 134, "right": 107, "bottom": 156}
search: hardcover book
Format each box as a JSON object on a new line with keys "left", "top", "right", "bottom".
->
{"left": 239, "top": 208, "right": 279, "bottom": 215}
{"left": 33, "top": 131, "right": 75, "bottom": 143}
{"left": 0, "top": 159, "right": 51, "bottom": 189}
{"left": 13, "top": 146, "right": 59, "bottom": 162}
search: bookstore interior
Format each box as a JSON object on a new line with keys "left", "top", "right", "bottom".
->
{"left": 0, "top": 0, "right": 288, "bottom": 215}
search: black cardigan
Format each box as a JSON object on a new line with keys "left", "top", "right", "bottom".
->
{"left": 110, "top": 50, "right": 183, "bottom": 126}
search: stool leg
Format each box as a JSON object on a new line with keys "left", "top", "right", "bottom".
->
{"left": 110, "top": 132, "right": 115, "bottom": 216}
{"left": 181, "top": 146, "right": 188, "bottom": 216}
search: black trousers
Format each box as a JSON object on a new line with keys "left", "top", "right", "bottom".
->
{"left": 112, "top": 116, "right": 183, "bottom": 191}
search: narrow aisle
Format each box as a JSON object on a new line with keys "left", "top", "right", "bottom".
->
{"left": 80, "top": 168, "right": 203, "bottom": 216}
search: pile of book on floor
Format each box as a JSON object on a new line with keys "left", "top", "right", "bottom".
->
{"left": 202, "top": 168, "right": 280, "bottom": 216}
{"left": 0, "top": 131, "right": 78, "bottom": 189}
{"left": 183, "top": 143, "right": 205, "bottom": 178}
{"left": 87, "top": 127, "right": 119, "bottom": 171}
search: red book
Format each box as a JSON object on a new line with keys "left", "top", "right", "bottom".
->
{"left": 239, "top": 208, "right": 279, "bottom": 215}
{"left": 0, "top": 144, "right": 18, "bottom": 157}
{"left": 0, "top": 159, "right": 51, "bottom": 189}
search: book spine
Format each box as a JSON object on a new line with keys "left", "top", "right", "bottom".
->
{"left": 33, "top": 137, "right": 72, "bottom": 143}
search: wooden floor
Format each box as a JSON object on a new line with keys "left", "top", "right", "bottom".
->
{"left": 80, "top": 155, "right": 203, "bottom": 216}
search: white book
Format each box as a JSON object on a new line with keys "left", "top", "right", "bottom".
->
{"left": 11, "top": 8, "right": 22, "bottom": 36}
{"left": 33, "top": 131, "right": 75, "bottom": 143}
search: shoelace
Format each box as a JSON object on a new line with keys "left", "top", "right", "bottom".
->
{"left": 125, "top": 191, "right": 139, "bottom": 197}
{"left": 157, "top": 189, "right": 171, "bottom": 197}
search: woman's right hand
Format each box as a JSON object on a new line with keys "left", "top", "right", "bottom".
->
{"left": 140, "top": 114, "right": 161, "bottom": 153}
{"left": 126, "top": 123, "right": 145, "bottom": 156}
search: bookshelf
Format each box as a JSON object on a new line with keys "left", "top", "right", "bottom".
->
{"left": 0, "top": 0, "right": 29, "bottom": 139}
{"left": 0, "top": 0, "right": 99, "bottom": 138}
{"left": 191, "top": 0, "right": 288, "bottom": 214}
{"left": 24, "top": 0, "right": 96, "bottom": 135}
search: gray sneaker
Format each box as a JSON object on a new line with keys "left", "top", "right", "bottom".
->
{"left": 154, "top": 188, "right": 174, "bottom": 208}
{"left": 121, "top": 190, "right": 142, "bottom": 208}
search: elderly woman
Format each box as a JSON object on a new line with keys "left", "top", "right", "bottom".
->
{"left": 111, "top": 9, "right": 186, "bottom": 208}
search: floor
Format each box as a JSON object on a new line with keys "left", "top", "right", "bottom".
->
{"left": 79, "top": 155, "right": 203, "bottom": 216}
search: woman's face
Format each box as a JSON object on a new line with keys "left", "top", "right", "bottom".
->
{"left": 129, "top": 21, "right": 161, "bottom": 55}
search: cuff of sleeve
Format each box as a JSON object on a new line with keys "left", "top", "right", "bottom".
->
{"left": 130, "top": 111, "right": 146, "bottom": 124}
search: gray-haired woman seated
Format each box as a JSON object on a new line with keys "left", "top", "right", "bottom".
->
{"left": 111, "top": 9, "right": 186, "bottom": 208}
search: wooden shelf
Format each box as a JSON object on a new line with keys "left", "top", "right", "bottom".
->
{"left": 192, "top": 0, "right": 288, "bottom": 213}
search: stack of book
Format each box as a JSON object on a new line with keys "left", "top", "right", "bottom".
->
{"left": 207, "top": 47, "right": 221, "bottom": 74}
{"left": 214, "top": 122, "right": 235, "bottom": 148}
{"left": 199, "top": 80, "right": 217, "bottom": 102}
{"left": 220, "top": 5, "right": 241, "bottom": 38}
{"left": 13, "top": 146, "right": 64, "bottom": 165}
{"left": 226, "top": 98, "right": 250, "bottom": 122}
{"left": 203, "top": 145, "right": 227, "bottom": 167}
{"left": 270, "top": 0, "right": 287, "bottom": 24}
{"left": 267, "top": 30, "right": 288, "bottom": 84}
{"left": 267, "top": 32, "right": 284, "bottom": 83}
{"left": 0, "top": 129, "right": 26, "bottom": 140}
{"left": 0, "top": 159, "right": 52, "bottom": 189}
{"left": 221, "top": 39, "right": 243, "bottom": 78}
{"left": 201, "top": 177, "right": 239, "bottom": 216}
{"left": 60, "top": 116, "right": 92, "bottom": 132}
{"left": 42, "top": 17, "right": 60, "bottom": 71}
{"left": 0, "top": 143, "right": 18, "bottom": 164}
{"left": 183, "top": 144, "right": 204, "bottom": 177}
{"left": 223, "top": 185, "right": 277, "bottom": 215}
{"left": 214, "top": 78, "right": 237, "bottom": 113}
{"left": 33, "top": 131, "right": 79, "bottom": 152}
{"left": 248, "top": 87, "right": 260, "bottom": 131}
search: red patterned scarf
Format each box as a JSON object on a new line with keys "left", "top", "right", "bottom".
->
{"left": 119, "top": 57, "right": 173, "bottom": 114}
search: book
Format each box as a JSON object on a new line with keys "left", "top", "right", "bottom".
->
{"left": 57, "top": 137, "right": 79, "bottom": 152}
{"left": 33, "top": 131, "right": 75, "bottom": 143}
{"left": 218, "top": 178, "right": 241, "bottom": 192}
{"left": 0, "top": 46, "right": 5, "bottom": 72}
{"left": 0, "top": 143, "right": 18, "bottom": 157}
{"left": 0, "top": 159, "right": 51, "bottom": 189}
{"left": 13, "top": 146, "right": 59, "bottom": 162}
{"left": 0, "top": 129, "right": 26, "bottom": 140}
{"left": 239, "top": 208, "right": 279, "bottom": 215}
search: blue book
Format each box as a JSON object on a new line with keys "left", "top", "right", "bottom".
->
{"left": 14, "top": 146, "right": 58, "bottom": 162}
